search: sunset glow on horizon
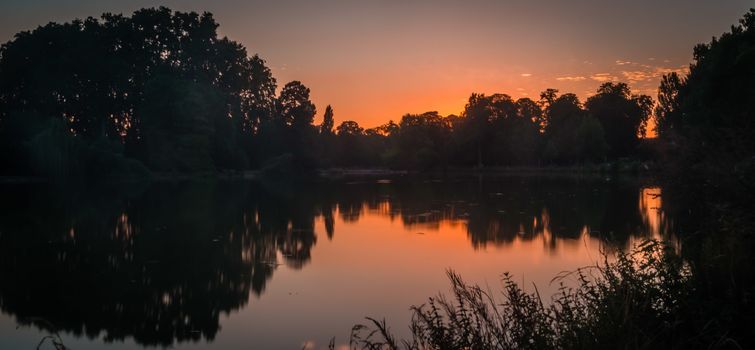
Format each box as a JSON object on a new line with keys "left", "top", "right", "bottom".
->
{"left": 1, "top": 0, "right": 751, "bottom": 130}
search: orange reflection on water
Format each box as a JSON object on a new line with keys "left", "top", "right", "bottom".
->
{"left": 639, "top": 187, "right": 663, "bottom": 238}
{"left": 632, "top": 187, "right": 678, "bottom": 252}
{"left": 0, "top": 179, "right": 678, "bottom": 350}
{"left": 230, "top": 200, "right": 612, "bottom": 349}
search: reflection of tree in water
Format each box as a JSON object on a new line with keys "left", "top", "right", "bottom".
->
{"left": 344, "top": 176, "right": 670, "bottom": 250}
{"left": 0, "top": 181, "right": 320, "bottom": 347}
{"left": 0, "top": 176, "right": 673, "bottom": 347}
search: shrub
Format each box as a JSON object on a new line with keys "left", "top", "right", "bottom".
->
{"left": 349, "top": 240, "right": 698, "bottom": 350}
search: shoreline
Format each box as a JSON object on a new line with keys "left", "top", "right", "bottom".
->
{"left": 0, "top": 162, "right": 658, "bottom": 184}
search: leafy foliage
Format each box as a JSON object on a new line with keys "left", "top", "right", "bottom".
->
{"left": 655, "top": 8, "right": 755, "bottom": 186}
{"left": 586, "top": 83, "right": 653, "bottom": 157}
{"left": 0, "top": 7, "right": 276, "bottom": 177}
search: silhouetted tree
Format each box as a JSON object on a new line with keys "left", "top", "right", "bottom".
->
{"left": 516, "top": 98, "right": 545, "bottom": 130}
{"left": 457, "top": 93, "right": 493, "bottom": 167}
{"left": 575, "top": 115, "right": 609, "bottom": 162}
{"left": 240, "top": 55, "right": 278, "bottom": 134}
{"left": 396, "top": 112, "right": 452, "bottom": 169}
{"left": 654, "top": 72, "right": 683, "bottom": 139}
{"left": 278, "top": 81, "right": 316, "bottom": 128}
{"left": 269, "top": 81, "right": 318, "bottom": 169}
{"left": 336, "top": 121, "right": 363, "bottom": 136}
{"left": 507, "top": 98, "right": 543, "bottom": 164}
{"left": 536, "top": 90, "right": 608, "bottom": 163}
{"left": 376, "top": 120, "right": 400, "bottom": 136}
{"left": 0, "top": 7, "right": 277, "bottom": 176}
{"left": 332, "top": 121, "right": 361, "bottom": 166}
{"left": 137, "top": 75, "right": 219, "bottom": 171}
{"left": 585, "top": 82, "right": 653, "bottom": 158}
{"left": 315, "top": 105, "right": 336, "bottom": 167}
{"left": 321, "top": 105, "right": 335, "bottom": 135}
{"left": 654, "top": 9, "right": 755, "bottom": 190}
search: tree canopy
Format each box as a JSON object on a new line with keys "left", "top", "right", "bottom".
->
{"left": 0, "top": 7, "right": 278, "bottom": 176}
{"left": 655, "top": 8, "right": 755, "bottom": 181}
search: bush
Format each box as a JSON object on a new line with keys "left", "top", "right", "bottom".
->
{"left": 349, "top": 241, "right": 701, "bottom": 350}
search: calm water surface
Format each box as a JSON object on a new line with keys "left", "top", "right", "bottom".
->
{"left": 0, "top": 175, "right": 673, "bottom": 349}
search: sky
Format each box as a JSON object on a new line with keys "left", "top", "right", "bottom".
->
{"left": 1, "top": 0, "right": 752, "bottom": 129}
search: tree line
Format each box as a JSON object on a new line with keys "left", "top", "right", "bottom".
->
{"left": 321, "top": 83, "right": 652, "bottom": 170}
{"left": 0, "top": 6, "right": 704, "bottom": 179}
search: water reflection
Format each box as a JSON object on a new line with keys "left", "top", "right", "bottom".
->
{"left": 0, "top": 176, "right": 673, "bottom": 347}
{"left": 352, "top": 177, "right": 662, "bottom": 250}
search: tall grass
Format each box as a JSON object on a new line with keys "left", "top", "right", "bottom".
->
{"left": 348, "top": 240, "right": 706, "bottom": 350}
{"left": 28, "top": 318, "right": 70, "bottom": 350}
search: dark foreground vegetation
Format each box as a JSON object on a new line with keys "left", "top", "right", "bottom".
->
{"left": 0, "top": 7, "right": 659, "bottom": 180}
{"left": 347, "top": 10, "right": 755, "bottom": 350}
{"left": 351, "top": 242, "right": 695, "bottom": 349}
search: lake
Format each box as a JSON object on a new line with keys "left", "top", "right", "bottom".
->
{"left": 0, "top": 175, "right": 674, "bottom": 349}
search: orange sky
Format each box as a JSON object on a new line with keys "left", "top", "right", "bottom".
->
{"left": 276, "top": 58, "right": 687, "bottom": 135}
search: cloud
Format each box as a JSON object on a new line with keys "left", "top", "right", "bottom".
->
{"left": 556, "top": 76, "right": 587, "bottom": 81}
{"left": 615, "top": 60, "right": 632, "bottom": 65}
{"left": 622, "top": 70, "right": 653, "bottom": 81}
{"left": 621, "top": 65, "right": 689, "bottom": 82}
{"left": 590, "top": 73, "right": 618, "bottom": 82}
{"left": 520, "top": 73, "right": 532, "bottom": 77}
